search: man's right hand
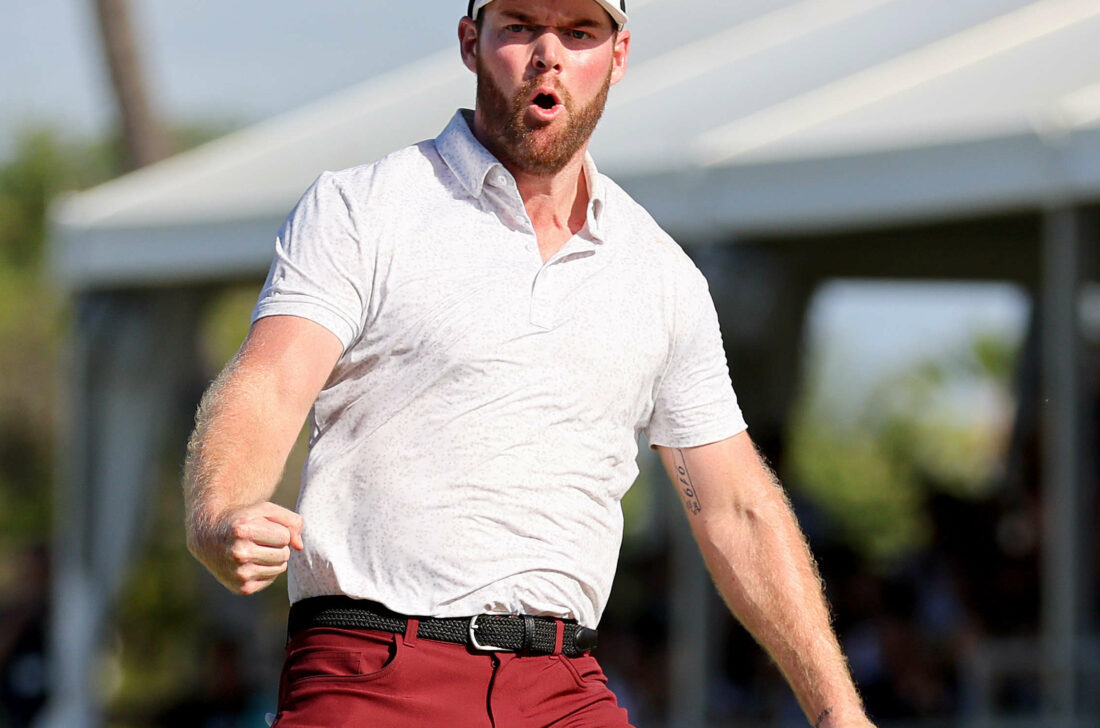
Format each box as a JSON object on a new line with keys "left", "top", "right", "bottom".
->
{"left": 188, "top": 501, "right": 305, "bottom": 595}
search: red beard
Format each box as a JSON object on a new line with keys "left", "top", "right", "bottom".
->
{"left": 475, "top": 57, "right": 611, "bottom": 176}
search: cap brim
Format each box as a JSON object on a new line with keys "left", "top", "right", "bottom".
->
{"left": 469, "top": 0, "right": 628, "bottom": 27}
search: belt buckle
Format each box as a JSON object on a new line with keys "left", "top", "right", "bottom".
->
{"left": 468, "top": 615, "right": 513, "bottom": 652}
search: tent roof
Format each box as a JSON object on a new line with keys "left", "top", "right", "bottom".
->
{"left": 51, "top": 0, "right": 1100, "bottom": 290}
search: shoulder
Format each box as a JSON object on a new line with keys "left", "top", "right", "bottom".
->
{"left": 598, "top": 173, "right": 708, "bottom": 288}
{"left": 301, "top": 139, "right": 451, "bottom": 217}
{"left": 278, "top": 140, "right": 449, "bottom": 245}
{"left": 312, "top": 140, "right": 445, "bottom": 204}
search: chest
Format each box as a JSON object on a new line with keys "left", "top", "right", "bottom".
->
{"left": 357, "top": 220, "right": 670, "bottom": 405}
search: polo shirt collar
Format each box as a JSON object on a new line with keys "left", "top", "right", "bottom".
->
{"left": 581, "top": 154, "right": 607, "bottom": 243}
{"left": 436, "top": 110, "right": 609, "bottom": 243}
{"left": 436, "top": 110, "right": 502, "bottom": 200}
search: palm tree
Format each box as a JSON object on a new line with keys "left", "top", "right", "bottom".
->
{"left": 91, "top": 0, "right": 169, "bottom": 169}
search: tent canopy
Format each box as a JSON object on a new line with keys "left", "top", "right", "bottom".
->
{"left": 51, "top": 0, "right": 1100, "bottom": 290}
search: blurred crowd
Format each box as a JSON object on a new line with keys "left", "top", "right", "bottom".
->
{"left": 588, "top": 475, "right": 1061, "bottom": 726}
{"left": 0, "top": 545, "right": 49, "bottom": 727}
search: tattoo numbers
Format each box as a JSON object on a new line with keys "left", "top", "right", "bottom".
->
{"left": 673, "top": 449, "right": 702, "bottom": 516}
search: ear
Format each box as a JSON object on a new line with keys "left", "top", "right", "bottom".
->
{"left": 609, "top": 29, "right": 630, "bottom": 86}
{"left": 459, "top": 16, "right": 479, "bottom": 73}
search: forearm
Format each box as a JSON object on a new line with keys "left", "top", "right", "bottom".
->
{"left": 183, "top": 352, "right": 301, "bottom": 546}
{"left": 694, "top": 479, "right": 862, "bottom": 726}
{"left": 662, "top": 437, "right": 871, "bottom": 727}
{"left": 182, "top": 316, "right": 341, "bottom": 593}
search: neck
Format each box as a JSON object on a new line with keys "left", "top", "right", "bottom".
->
{"left": 470, "top": 111, "right": 592, "bottom": 261}
{"left": 510, "top": 149, "right": 588, "bottom": 217}
{"left": 514, "top": 154, "right": 590, "bottom": 262}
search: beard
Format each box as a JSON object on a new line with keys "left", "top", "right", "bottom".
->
{"left": 475, "top": 57, "right": 611, "bottom": 176}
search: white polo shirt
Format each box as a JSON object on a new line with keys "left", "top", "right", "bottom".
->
{"left": 253, "top": 110, "right": 746, "bottom": 627}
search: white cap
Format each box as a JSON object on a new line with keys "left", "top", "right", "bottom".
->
{"left": 467, "top": 0, "right": 628, "bottom": 28}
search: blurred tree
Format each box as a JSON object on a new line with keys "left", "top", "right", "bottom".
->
{"left": 0, "top": 121, "right": 242, "bottom": 727}
{"left": 0, "top": 131, "right": 76, "bottom": 551}
{"left": 91, "top": 0, "right": 170, "bottom": 169}
{"left": 0, "top": 124, "right": 197, "bottom": 552}
{"left": 788, "top": 332, "right": 1019, "bottom": 565}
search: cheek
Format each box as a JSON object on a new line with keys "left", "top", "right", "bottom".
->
{"left": 573, "top": 59, "right": 614, "bottom": 92}
{"left": 483, "top": 53, "right": 530, "bottom": 91}
{"left": 486, "top": 44, "right": 528, "bottom": 74}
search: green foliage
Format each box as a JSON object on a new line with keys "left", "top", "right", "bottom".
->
{"left": 0, "top": 132, "right": 61, "bottom": 269}
{"left": 788, "top": 332, "right": 1019, "bottom": 566}
{"left": 109, "top": 474, "right": 206, "bottom": 715}
{"left": 198, "top": 284, "right": 264, "bottom": 369}
{"left": 0, "top": 121, "right": 238, "bottom": 566}
{"left": 0, "top": 120, "right": 260, "bottom": 726}
{"left": 0, "top": 127, "right": 130, "bottom": 265}
{"left": 0, "top": 130, "right": 77, "bottom": 553}
{"left": 789, "top": 421, "right": 930, "bottom": 564}
{"left": 0, "top": 125, "right": 156, "bottom": 554}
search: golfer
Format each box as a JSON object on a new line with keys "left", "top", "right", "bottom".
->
{"left": 184, "top": 1, "right": 876, "bottom": 726}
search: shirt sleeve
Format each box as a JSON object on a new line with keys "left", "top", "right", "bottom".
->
{"left": 251, "top": 171, "right": 370, "bottom": 350}
{"left": 644, "top": 272, "right": 747, "bottom": 448}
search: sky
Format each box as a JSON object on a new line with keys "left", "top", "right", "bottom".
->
{"left": 809, "top": 280, "right": 1029, "bottom": 385}
{"left": 1, "top": 0, "right": 465, "bottom": 155}
{"left": 1, "top": 0, "right": 1031, "bottom": 378}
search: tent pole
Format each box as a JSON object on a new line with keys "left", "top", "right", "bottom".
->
{"left": 666, "top": 488, "right": 710, "bottom": 728}
{"left": 38, "top": 293, "right": 99, "bottom": 728}
{"left": 1039, "top": 205, "right": 1083, "bottom": 727}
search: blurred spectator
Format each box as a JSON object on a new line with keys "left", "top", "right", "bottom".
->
{"left": 0, "top": 544, "right": 50, "bottom": 727}
{"left": 154, "top": 637, "right": 262, "bottom": 728}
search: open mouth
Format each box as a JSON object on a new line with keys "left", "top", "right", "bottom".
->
{"left": 532, "top": 92, "right": 559, "bottom": 110}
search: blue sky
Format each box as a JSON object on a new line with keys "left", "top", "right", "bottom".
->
{"left": 1, "top": 0, "right": 465, "bottom": 154}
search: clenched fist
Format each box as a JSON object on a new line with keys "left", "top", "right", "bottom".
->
{"left": 187, "top": 501, "right": 304, "bottom": 595}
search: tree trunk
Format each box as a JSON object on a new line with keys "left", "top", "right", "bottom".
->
{"left": 92, "top": 0, "right": 169, "bottom": 169}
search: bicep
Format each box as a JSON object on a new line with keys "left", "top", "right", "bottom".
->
{"left": 233, "top": 314, "right": 344, "bottom": 419}
{"left": 656, "top": 431, "right": 780, "bottom": 524}
{"left": 186, "top": 315, "right": 344, "bottom": 506}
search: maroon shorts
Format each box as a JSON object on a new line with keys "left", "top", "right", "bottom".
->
{"left": 272, "top": 620, "right": 634, "bottom": 728}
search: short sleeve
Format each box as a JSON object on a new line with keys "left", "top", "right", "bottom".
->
{"left": 645, "top": 274, "right": 747, "bottom": 448}
{"left": 251, "top": 172, "right": 370, "bottom": 350}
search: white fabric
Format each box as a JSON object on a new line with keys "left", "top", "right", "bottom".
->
{"left": 252, "top": 110, "right": 745, "bottom": 627}
{"left": 469, "top": 0, "right": 628, "bottom": 27}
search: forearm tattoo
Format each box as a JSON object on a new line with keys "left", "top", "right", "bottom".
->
{"left": 672, "top": 448, "right": 702, "bottom": 516}
{"left": 814, "top": 707, "right": 833, "bottom": 728}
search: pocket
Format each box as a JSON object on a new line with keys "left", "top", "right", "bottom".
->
{"left": 557, "top": 654, "right": 609, "bottom": 690}
{"left": 275, "top": 633, "right": 405, "bottom": 727}
{"left": 285, "top": 635, "right": 399, "bottom": 685}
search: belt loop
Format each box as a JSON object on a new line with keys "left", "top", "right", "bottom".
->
{"left": 403, "top": 618, "right": 419, "bottom": 648}
{"left": 522, "top": 615, "right": 536, "bottom": 652}
{"left": 553, "top": 620, "right": 564, "bottom": 656}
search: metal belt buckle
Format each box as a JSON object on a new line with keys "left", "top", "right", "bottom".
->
{"left": 468, "top": 615, "right": 513, "bottom": 652}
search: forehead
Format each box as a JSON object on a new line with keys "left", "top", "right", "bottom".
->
{"left": 485, "top": 0, "right": 614, "bottom": 27}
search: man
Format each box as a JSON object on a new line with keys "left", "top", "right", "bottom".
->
{"left": 184, "top": 1, "right": 876, "bottom": 726}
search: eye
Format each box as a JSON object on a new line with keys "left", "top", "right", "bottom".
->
{"left": 568, "top": 29, "right": 592, "bottom": 40}
{"left": 505, "top": 24, "right": 529, "bottom": 33}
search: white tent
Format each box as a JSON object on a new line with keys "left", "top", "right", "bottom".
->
{"left": 45, "top": 1, "right": 1100, "bottom": 725}
{"left": 52, "top": 0, "right": 1100, "bottom": 286}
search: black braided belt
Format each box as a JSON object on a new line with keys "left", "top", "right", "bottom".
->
{"left": 288, "top": 595, "right": 598, "bottom": 657}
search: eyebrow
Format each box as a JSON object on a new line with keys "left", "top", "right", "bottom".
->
{"left": 499, "top": 10, "right": 605, "bottom": 29}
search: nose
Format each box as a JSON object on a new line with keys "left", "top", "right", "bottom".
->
{"left": 530, "top": 30, "right": 562, "bottom": 74}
